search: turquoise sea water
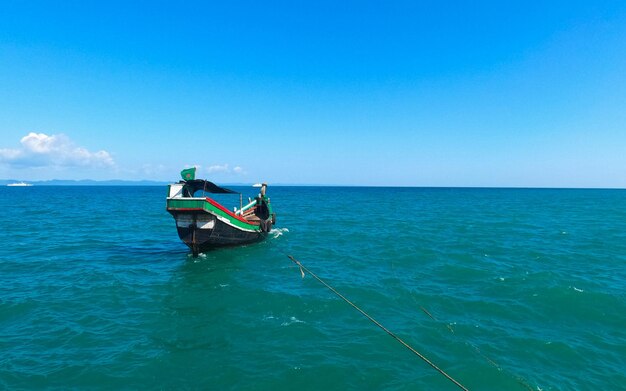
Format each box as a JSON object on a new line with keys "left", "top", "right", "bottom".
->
{"left": 1, "top": 186, "right": 625, "bottom": 390}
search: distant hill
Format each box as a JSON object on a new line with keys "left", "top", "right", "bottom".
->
{"left": 1, "top": 179, "right": 319, "bottom": 187}
{"left": 1, "top": 179, "right": 169, "bottom": 186}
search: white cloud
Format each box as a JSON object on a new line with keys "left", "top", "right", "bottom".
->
{"left": 203, "top": 164, "right": 246, "bottom": 176}
{"left": 0, "top": 132, "right": 114, "bottom": 169}
{"left": 206, "top": 164, "right": 230, "bottom": 173}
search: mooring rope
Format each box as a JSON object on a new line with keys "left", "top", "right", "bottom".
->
{"left": 388, "top": 255, "right": 535, "bottom": 391}
{"left": 418, "top": 305, "right": 535, "bottom": 391}
{"left": 287, "top": 255, "right": 469, "bottom": 391}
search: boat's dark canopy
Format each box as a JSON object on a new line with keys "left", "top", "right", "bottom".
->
{"left": 180, "top": 179, "right": 238, "bottom": 196}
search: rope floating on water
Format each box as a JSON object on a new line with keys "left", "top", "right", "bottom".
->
{"left": 418, "top": 305, "right": 534, "bottom": 391}
{"left": 287, "top": 255, "right": 469, "bottom": 391}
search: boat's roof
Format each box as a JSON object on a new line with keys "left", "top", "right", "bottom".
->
{"left": 181, "top": 179, "right": 238, "bottom": 195}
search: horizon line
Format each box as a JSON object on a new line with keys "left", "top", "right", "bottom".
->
{"left": 2, "top": 179, "right": 625, "bottom": 190}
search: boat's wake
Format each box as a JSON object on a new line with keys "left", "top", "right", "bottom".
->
{"left": 270, "top": 227, "right": 289, "bottom": 239}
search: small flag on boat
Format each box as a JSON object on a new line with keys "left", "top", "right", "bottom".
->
{"left": 180, "top": 167, "right": 196, "bottom": 181}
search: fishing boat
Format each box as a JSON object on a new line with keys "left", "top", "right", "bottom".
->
{"left": 166, "top": 167, "right": 276, "bottom": 256}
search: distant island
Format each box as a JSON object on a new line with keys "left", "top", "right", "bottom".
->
{"left": 1, "top": 179, "right": 170, "bottom": 186}
{"left": 1, "top": 179, "right": 328, "bottom": 187}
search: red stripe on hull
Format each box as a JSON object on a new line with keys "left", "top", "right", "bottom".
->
{"left": 204, "top": 197, "right": 260, "bottom": 226}
{"left": 167, "top": 199, "right": 260, "bottom": 227}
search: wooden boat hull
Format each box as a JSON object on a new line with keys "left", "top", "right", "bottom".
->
{"left": 169, "top": 210, "right": 266, "bottom": 254}
{"left": 166, "top": 194, "right": 273, "bottom": 255}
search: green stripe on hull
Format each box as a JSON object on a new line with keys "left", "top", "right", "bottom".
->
{"left": 167, "top": 198, "right": 261, "bottom": 232}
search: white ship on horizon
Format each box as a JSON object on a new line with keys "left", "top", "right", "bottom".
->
{"left": 7, "top": 181, "right": 33, "bottom": 187}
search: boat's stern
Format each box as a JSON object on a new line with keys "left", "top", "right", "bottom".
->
{"left": 166, "top": 181, "right": 267, "bottom": 255}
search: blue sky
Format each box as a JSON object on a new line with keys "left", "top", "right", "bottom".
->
{"left": 1, "top": 1, "right": 625, "bottom": 186}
